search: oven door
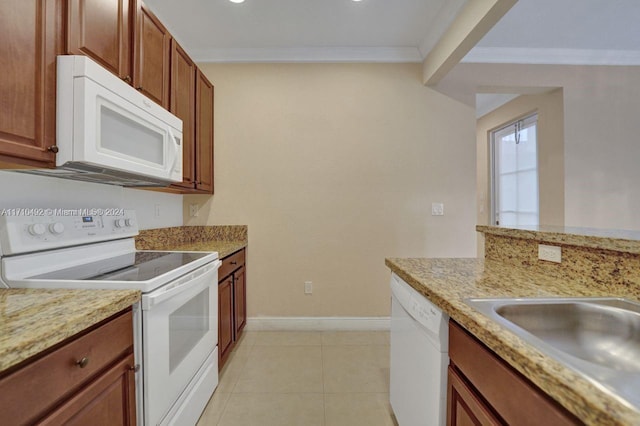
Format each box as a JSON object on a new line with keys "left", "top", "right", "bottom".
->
{"left": 141, "top": 260, "right": 220, "bottom": 425}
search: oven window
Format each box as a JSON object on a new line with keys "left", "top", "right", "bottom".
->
{"left": 169, "top": 287, "right": 210, "bottom": 372}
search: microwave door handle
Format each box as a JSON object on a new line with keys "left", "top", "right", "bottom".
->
{"left": 168, "top": 127, "right": 180, "bottom": 174}
{"left": 143, "top": 260, "right": 222, "bottom": 309}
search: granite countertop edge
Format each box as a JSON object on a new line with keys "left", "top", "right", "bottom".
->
{"left": 385, "top": 257, "right": 640, "bottom": 426}
{"left": 0, "top": 289, "right": 141, "bottom": 373}
{"left": 477, "top": 225, "right": 640, "bottom": 254}
{"left": 168, "top": 240, "right": 247, "bottom": 258}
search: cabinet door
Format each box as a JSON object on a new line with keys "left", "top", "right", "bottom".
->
{"left": 0, "top": 0, "right": 60, "bottom": 167}
{"left": 0, "top": 310, "right": 134, "bottom": 424}
{"left": 234, "top": 266, "right": 246, "bottom": 336}
{"left": 169, "top": 39, "right": 196, "bottom": 189}
{"left": 449, "top": 321, "right": 580, "bottom": 425}
{"left": 133, "top": 1, "right": 170, "bottom": 108}
{"left": 447, "top": 366, "right": 502, "bottom": 426}
{"left": 67, "top": 0, "right": 132, "bottom": 81}
{"left": 195, "top": 69, "right": 214, "bottom": 193}
{"left": 218, "top": 275, "right": 234, "bottom": 369}
{"left": 39, "top": 354, "right": 137, "bottom": 426}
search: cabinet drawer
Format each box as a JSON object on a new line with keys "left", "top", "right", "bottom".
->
{"left": 449, "top": 321, "right": 580, "bottom": 426}
{"left": 0, "top": 310, "right": 134, "bottom": 425}
{"left": 219, "top": 249, "right": 245, "bottom": 280}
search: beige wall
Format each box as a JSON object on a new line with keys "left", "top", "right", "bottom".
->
{"left": 185, "top": 63, "right": 477, "bottom": 318}
{"left": 438, "top": 63, "right": 640, "bottom": 231}
{"left": 476, "top": 89, "right": 564, "bottom": 253}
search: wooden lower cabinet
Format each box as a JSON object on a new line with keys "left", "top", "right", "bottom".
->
{"left": 447, "top": 320, "right": 581, "bottom": 426}
{"left": 0, "top": 309, "right": 137, "bottom": 425}
{"left": 447, "top": 366, "right": 501, "bottom": 426}
{"left": 234, "top": 266, "right": 246, "bottom": 335}
{"left": 218, "top": 275, "right": 235, "bottom": 364}
{"left": 40, "top": 353, "right": 136, "bottom": 426}
{"left": 218, "top": 248, "right": 247, "bottom": 370}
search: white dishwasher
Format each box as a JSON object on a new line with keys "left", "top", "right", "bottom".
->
{"left": 390, "top": 273, "right": 449, "bottom": 426}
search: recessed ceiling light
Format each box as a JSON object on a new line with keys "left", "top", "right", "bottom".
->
{"left": 229, "top": 0, "right": 244, "bottom": 3}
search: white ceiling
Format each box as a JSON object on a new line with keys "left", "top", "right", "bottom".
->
{"left": 464, "top": 0, "right": 640, "bottom": 65}
{"left": 146, "top": 0, "right": 640, "bottom": 65}
{"left": 143, "top": 0, "right": 467, "bottom": 62}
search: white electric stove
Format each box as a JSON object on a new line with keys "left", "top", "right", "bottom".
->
{"left": 0, "top": 210, "right": 221, "bottom": 426}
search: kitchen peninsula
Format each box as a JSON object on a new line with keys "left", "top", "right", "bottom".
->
{"left": 387, "top": 226, "right": 640, "bottom": 425}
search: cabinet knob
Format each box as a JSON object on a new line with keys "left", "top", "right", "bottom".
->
{"left": 230, "top": 261, "right": 237, "bottom": 265}
{"left": 47, "top": 145, "right": 59, "bottom": 153}
{"left": 123, "top": 75, "right": 132, "bottom": 83}
{"left": 128, "top": 364, "right": 141, "bottom": 373}
{"left": 75, "top": 357, "right": 90, "bottom": 368}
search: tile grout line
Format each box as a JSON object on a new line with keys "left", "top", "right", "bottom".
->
{"left": 215, "top": 335, "right": 256, "bottom": 426}
{"left": 212, "top": 392, "right": 231, "bottom": 426}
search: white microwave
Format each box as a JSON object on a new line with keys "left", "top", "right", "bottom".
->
{"left": 20, "top": 55, "right": 183, "bottom": 187}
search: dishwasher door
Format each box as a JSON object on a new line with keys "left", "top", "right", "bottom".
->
{"left": 390, "top": 273, "right": 449, "bottom": 426}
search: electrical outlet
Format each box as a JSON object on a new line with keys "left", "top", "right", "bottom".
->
{"left": 304, "top": 281, "right": 313, "bottom": 295}
{"left": 189, "top": 204, "right": 199, "bottom": 217}
{"left": 538, "top": 244, "right": 562, "bottom": 263}
{"left": 431, "top": 203, "right": 444, "bottom": 216}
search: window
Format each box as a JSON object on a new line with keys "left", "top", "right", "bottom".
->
{"left": 491, "top": 114, "right": 538, "bottom": 226}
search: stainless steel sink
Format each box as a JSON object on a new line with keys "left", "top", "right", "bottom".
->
{"left": 464, "top": 297, "right": 640, "bottom": 409}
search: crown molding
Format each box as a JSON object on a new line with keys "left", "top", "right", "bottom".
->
{"left": 463, "top": 47, "right": 640, "bottom": 66}
{"left": 191, "top": 47, "right": 423, "bottom": 63}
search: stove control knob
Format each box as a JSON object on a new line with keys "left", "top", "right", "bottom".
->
{"left": 28, "top": 223, "right": 47, "bottom": 236}
{"left": 115, "top": 219, "right": 126, "bottom": 228}
{"left": 125, "top": 218, "right": 132, "bottom": 227}
{"left": 49, "top": 222, "right": 65, "bottom": 235}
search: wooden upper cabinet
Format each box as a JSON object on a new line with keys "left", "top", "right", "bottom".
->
{"left": 195, "top": 70, "right": 214, "bottom": 193}
{"left": 169, "top": 40, "right": 196, "bottom": 189}
{"left": 67, "top": 0, "right": 132, "bottom": 81}
{"left": 134, "top": 1, "right": 170, "bottom": 108}
{"left": 0, "top": 0, "right": 61, "bottom": 168}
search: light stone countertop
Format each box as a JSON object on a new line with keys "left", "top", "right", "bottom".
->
{"left": 478, "top": 225, "right": 640, "bottom": 254}
{"left": 385, "top": 257, "right": 640, "bottom": 426}
{"left": 0, "top": 288, "right": 140, "bottom": 373}
{"left": 135, "top": 225, "right": 247, "bottom": 258}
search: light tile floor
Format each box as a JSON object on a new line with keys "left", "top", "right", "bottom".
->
{"left": 197, "top": 331, "right": 398, "bottom": 426}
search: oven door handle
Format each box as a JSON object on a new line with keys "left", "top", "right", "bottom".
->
{"left": 142, "top": 259, "right": 221, "bottom": 309}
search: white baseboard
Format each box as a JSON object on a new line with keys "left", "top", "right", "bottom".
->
{"left": 245, "top": 316, "right": 390, "bottom": 331}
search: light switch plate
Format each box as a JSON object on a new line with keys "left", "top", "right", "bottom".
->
{"left": 538, "top": 244, "right": 562, "bottom": 263}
